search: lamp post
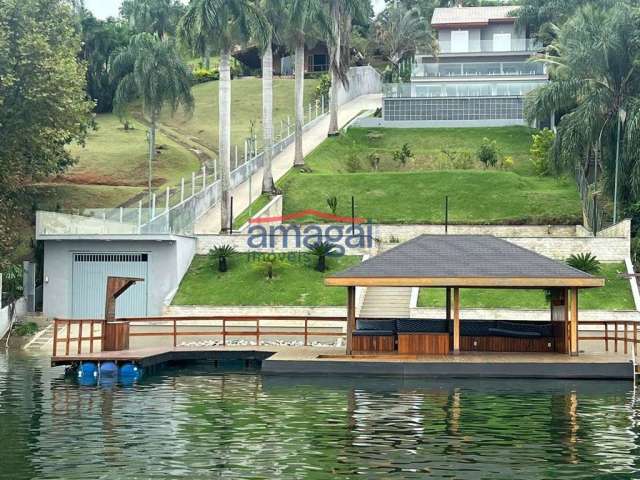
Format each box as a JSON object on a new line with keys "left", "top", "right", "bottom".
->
{"left": 613, "top": 108, "right": 627, "bottom": 224}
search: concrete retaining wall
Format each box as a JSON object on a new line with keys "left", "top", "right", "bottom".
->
{"left": 410, "top": 306, "right": 640, "bottom": 322}
{"left": 0, "top": 298, "right": 26, "bottom": 339}
{"left": 336, "top": 66, "right": 382, "bottom": 106}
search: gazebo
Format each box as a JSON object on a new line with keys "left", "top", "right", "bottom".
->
{"left": 326, "top": 235, "right": 604, "bottom": 356}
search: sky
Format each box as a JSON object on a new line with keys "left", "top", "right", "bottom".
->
{"left": 86, "top": 0, "right": 387, "bottom": 20}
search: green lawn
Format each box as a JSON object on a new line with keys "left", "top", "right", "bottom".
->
{"left": 280, "top": 170, "right": 582, "bottom": 225}
{"left": 29, "top": 184, "right": 144, "bottom": 211}
{"left": 65, "top": 114, "right": 199, "bottom": 189}
{"left": 159, "top": 77, "right": 320, "bottom": 152}
{"left": 173, "top": 254, "right": 361, "bottom": 306}
{"left": 276, "top": 126, "right": 582, "bottom": 225}
{"left": 233, "top": 193, "right": 272, "bottom": 230}
{"left": 418, "top": 263, "right": 635, "bottom": 311}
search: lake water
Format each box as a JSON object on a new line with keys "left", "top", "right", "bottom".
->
{"left": 1, "top": 352, "right": 639, "bottom": 479}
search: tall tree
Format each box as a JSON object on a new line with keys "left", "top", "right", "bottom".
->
{"left": 178, "top": 0, "right": 266, "bottom": 231}
{"left": 326, "top": 0, "right": 370, "bottom": 136}
{"left": 0, "top": 0, "right": 93, "bottom": 195}
{"left": 111, "top": 33, "right": 194, "bottom": 206}
{"left": 284, "top": 0, "right": 323, "bottom": 168}
{"left": 79, "top": 13, "right": 132, "bottom": 113}
{"left": 513, "top": 0, "right": 594, "bottom": 42}
{"left": 259, "top": 0, "right": 286, "bottom": 194}
{"left": 121, "top": 0, "right": 185, "bottom": 39}
{"left": 525, "top": 2, "right": 640, "bottom": 208}
{"left": 374, "top": 4, "right": 434, "bottom": 83}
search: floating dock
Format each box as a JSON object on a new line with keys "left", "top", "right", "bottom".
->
{"left": 52, "top": 347, "right": 635, "bottom": 380}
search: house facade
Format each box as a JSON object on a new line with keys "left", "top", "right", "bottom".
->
{"left": 383, "top": 6, "right": 549, "bottom": 127}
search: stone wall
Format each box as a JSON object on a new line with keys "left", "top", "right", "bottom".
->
{"left": 336, "top": 66, "right": 382, "bottom": 106}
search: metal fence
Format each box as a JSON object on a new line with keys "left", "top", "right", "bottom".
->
{"left": 37, "top": 95, "right": 330, "bottom": 237}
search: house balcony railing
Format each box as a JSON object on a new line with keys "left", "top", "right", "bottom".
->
{"left": 412, "top": 61, "right": 546, "bottom": 79}
{"left": 437, "top": 38, "right": 542, "bottom": 54}
{"left": 383, "top": 81, "right": 544, "bottom": 99}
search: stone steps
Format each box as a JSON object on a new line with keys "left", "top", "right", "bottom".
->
{"left": 360, "top": 287, "right": 412, "bottom": 318}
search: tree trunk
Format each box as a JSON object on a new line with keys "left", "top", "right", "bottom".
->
{"left": 293, "top": 37, "right": 305, "bottom": 167}
{"left": 328, "top": 1, "right": 341, "bottom": 136}
{"left": 148, "top": 114, "right": 157, "bottom": 208}
{"left": 204, "top": 45, "right": 211, "bottom": 70}
{"left": 219, "top": 50, "right": 232, "bottom": 232}
{"left": 262, "top": 40, "right": 275, "bottom": 193}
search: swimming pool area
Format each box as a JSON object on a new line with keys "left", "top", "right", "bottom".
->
{"left": 1, "top": 352, "right": 638, "bottom": 479}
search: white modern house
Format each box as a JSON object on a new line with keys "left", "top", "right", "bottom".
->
{"left": 383, "top": 5, "right": 549, "bottom": 127}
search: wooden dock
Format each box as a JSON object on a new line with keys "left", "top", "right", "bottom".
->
{"left": 51, "top": 346, "right": 635, "bottom": 380}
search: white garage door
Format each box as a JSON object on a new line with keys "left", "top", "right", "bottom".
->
{"left": 71, "top": 253, "right": 149, "bottom": 319}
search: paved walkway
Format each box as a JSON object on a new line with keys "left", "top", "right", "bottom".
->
{"left": 194, "top": 94, "right": 382, "bottom": 234}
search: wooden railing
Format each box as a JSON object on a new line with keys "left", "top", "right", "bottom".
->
{"left": 578, "top": 321, "right": 639, "bottom": 356}
{"left": 53, "top": 319, "right": 104, "bottom": 357}
{"left": 53, "top": 316, "right": 346, "bottom": 356}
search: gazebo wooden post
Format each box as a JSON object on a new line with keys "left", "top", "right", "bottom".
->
{"left": 569, "top": 287, "right": 579, "bottom": 356}
{"left": 453, "top": 287, "right": 460, "bottom": 354}
{"left": 445, "top": 288, "right": 452, "bottom": 321}
{"left": 346, "top": 286, "right": 356, "bottom": 355}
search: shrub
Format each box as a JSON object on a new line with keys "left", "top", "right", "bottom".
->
{"left": 307, "top": 241, "right": 338, "bottom": 272}
{"left": 209, "top": 245, "right": 238, "bottom": 273}
{"left": 477, "top": 138, "right": 499, "bottom": 168}
{"left": 530, "top": 128, "right": 555, "bottom": 176}
{"left": 314, "top": 74, "right": 331, "bottom": 101}
{"left": 192, "top": 67, "right": 219, "bottom": 84}
{"left": 372, "top": 107, "right": 382, "bottom": 118}
{"left": 632, "top": 237, "right": 640, "bottom": 270}
{"left": 13, "top": 322, "right": 38, "bottom": 337}
{"left": 367, "top": 152, "right": 381, "bottom": 171}
{"left": 566, "top": 252, "right": 601, "bottom": 274}
{"left": 344, "top": 154, "right": 362, "bottom": 172}
{"left": 501, "top": 156, "right": 515, "bottom": 170}
{"left": 392, "top": 143, "right": 413, "bottom": 167}
{"left": 251, "top": 255, "right": 289, "bottom": 280}
{"left": 327, "top": 195, "right": 338, "bottom": 214}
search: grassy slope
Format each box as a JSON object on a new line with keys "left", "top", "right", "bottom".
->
{"left": 281, "top": 170, "right": 581, "bottom": 224}
{"left": 306, "top": 126, "right": 536, "bottom": 175}
{"left": 173, "top": 254, "right": 361, "bottom": 306}
{"left": 278, "top": 126, "right": 582, "bottom": 225}
{"left": 159, "top": 77, "right": 320, "bottom": 151}
{"left": 66, "top": 114, "right": 199, "bottom": 189}
{"left": 418, "top": 263, "right": 635, "bottom": 311}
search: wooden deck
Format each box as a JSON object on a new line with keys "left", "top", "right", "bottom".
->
{"left": 51, "top": 346, "right": 635, "bottom": 380}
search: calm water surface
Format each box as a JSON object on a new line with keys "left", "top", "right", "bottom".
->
{"left": 1, "top": 352, "right": 639, "bottom": 479}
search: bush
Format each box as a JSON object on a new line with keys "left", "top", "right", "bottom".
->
{"left": 326, "top": 195, "right": 338, "bottom": 214}
{"left": 344, "top": 154, "right": 362, "bottom": 173}
{"left": 192, "top": 67, "right": 219, "bottom": 84}
{"left": 530, "top": 128, "right": 555, "bottom": 176}
{"left": 501, "top": 156, "right": 515, "bottom": 170}
{"left": 441, "top": 149, "right": 475, "bottom": 170}
{"left": 307, "top": 241, "right": 338, "bottom": 272}
{"left": 567, "top": 252, "right": 601, "bottom": 274}
{"left": 209, "top": 245, "right": 238, "bottom": 272}
{"left": 12, "top": 322, "right": 38, "bottom": 337}
{"left": 314, "top": 74, "right": 331, "bottom": 101}
{"left": 632, "top": 237, "right": 640, "bottom": 270}
{"left": 477, "top": 138, "right": 499, "bottom": 168}
{"left": 367, "top": 152, "right": 381, "bottom": 171}
{"left": 392, "top": 143, "right": 413, "bottom": 167}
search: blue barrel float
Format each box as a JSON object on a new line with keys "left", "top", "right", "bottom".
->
{"left": 77, "top": 362, "right": 98, "bottom": 386}
{"left": 76, "top": 361, "right": 142, "bottom": 385}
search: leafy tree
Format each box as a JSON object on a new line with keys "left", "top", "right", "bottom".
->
{"left": 79, "top": 12, "right": 132, "bottom": 113}
{"left": 525, "top": 2, "right": 640, "bottom": 208}
{"left": 393, "top": 143, "right": 414, "bottom": 167}
{"left": 111, "top": 33, "right": 194, "bottom": 205}
{"left": 530, "top": 128, "right": 555, "bottom": 176}
{"left": 179, "top": 0, "right": 267, "bottom": 231}
{"left": 374, "top": 5, "right": 435, "bottom": 83}
{"left": 121, "top": 0, "right": 185, "bottom": 39}
{"left": 0, "top": 0, "right": 94, "bottom": 197}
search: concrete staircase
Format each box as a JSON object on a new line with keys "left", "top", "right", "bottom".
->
{"left": 23, "top": 321, "right": 54, "bottom": 352}
{"left": 359, "top": 287, "right": 412, "bottom": 318}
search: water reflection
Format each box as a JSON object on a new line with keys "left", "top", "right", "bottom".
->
{"left": 0, "top": 353, "right": 638, "bottom": 479}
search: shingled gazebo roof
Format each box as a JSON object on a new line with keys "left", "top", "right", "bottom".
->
{"left": 326, "top": 235, "right": 604, "bottom": 288}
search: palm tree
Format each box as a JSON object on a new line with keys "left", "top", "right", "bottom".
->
{"left": 374, "top": 4, "right": 434, "bottom": 83}
{"left": 178, "top": 0, "right": 266, "bottom": 232}
{"left": 112, "top": 33, "right": 194, "bottom": 206}
{"left": 525, "top": 2, "right": 640, "bottom": 209}
{"left": 121, "top": 0, "right": 185, "bottom": 39}
{"left": 326, "top": 0, "right": 370, "bottom": 136}
{"left": 284, "top": 0, "right": 323, "bottom": 167}
{"left": 260, "top": 0, "right": 285, "bottom": 194}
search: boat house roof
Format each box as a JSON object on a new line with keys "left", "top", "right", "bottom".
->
{"left": 326, "top": 235, "right": 604, "bottom": 288}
